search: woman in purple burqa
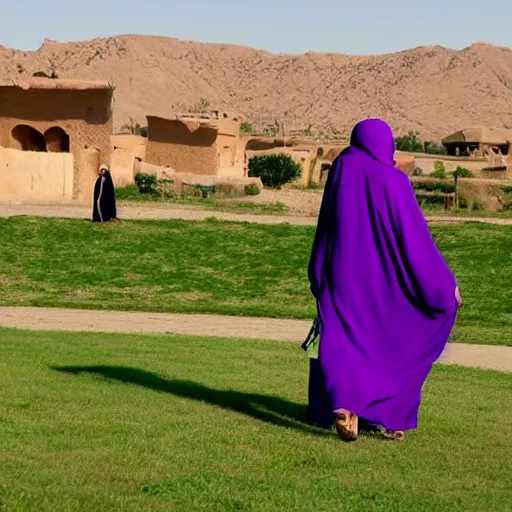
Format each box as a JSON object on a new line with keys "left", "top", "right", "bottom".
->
{"left": 308, "top": 119, "right": 461, "bottom": 441}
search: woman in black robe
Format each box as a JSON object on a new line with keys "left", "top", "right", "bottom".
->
{"left": 92, "top": 165, "right": 117, "bottom": 222}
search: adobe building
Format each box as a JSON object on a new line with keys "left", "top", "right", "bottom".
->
{"left": 0, "top": 77, "right": 113, "bottom": 202}
{"left": 145, "top": 113, "right": 244, "bottom": 179}
{"left": 244, "top": 137, "right": 417, "bottom": 187}
{"left": 110, "top": 134, "right": 146, "bottom": 186}
{"left": 442, "top": 127, "right": 512, "bottom": 157}
{"left": 243, "top": 137, "right": 328, "bottom": 187}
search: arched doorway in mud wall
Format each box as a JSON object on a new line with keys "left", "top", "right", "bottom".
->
{"left": 11, "top": 125, "right": 70, "bottom": 153}
{"left": 44, "top": 127, "right": 70, "bottom": 153}
{"left": 11, "top": 125, "right": 46, "bottom": 152}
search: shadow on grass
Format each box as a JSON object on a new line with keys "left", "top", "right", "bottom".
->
{"left": 53, "top": 365, "right": 331, "bottom": 437}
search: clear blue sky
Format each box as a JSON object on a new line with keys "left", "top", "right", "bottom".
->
{"left": 1, "top": 0, "right": 510, "bottom": 55}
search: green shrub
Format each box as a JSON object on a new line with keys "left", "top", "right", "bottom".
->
{"left": 412, "top": 180, "right": 455, "bottom": 194}
{"left": 135, "top": 173, "right": 157, "bottom": 194}
{"left": 458, "top": 197, "right": 469, "bottom": 209}
{"left": 415, "top": 193, "right": 447, "bottom": 207}
{"left": 244, "top": 184, "right": 261, "bottom": 196}
{"left": 248, "top": 154, "right": 302, "bottom": 189}
{"left": 240, "top": 121, "right": 255, "bottom": 136}
{"left": 431, "top": 161, "right": 447, "bottom": 179}
{"left": 424, "top": 141, "right": 446, "bottom": 155}
{"left": 395, "top": 131, "right": 423, "bottom": 153}
{"left": 501, "top": 186, "right": 512, "bottom": 210}
{"left": 262, "top": 122, "right": 279, "bottom": 137}
{"left": 453, "top": 166, "right": 473, "bottom": 178}
{"left": 195, "top": 185, "right": 217, "bottom": 199}
{"left": 156, "top": 179, "right": 176, "bottom": 199}
{"left": 115, "top": 185, "right": 158, "bottom": 202}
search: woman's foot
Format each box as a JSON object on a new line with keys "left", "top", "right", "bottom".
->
{"left": 334, "top": 409, "right": 358, "bottom": 442}
{"left": 381, "top": 428, "right": 405, "bottom": 441}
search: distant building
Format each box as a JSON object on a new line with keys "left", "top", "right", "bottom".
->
{"left": 442, "top": 127, "right": 512, "bottom": 157}
{"left": 110, "top": 134, "right": 146, "bottom": 186}
{"left": 145, "top": 113, "right": 244, "bottom": 179}
{"left": 0, "top": 77, "right": 113, "bottom": 202}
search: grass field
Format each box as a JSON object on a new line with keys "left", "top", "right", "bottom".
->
{"left": 116, "top": 185, "right": 289, "bottom": 215}
{"left": 0, "top": 217, "right": 511, "bottom": 346}
{"left": 0, "top": 329, "right": 510, "bottom": 511}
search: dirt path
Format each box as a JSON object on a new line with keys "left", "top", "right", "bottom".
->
{"left": 0, "top": 307, "right": 510, "bottom": 373}
{"left": 0, "top": 203, "right": 512, "bottom": 226}
{"left": 0, "top": 203, "right": 318, "bottom": 226}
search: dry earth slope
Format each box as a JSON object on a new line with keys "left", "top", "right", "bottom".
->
{"left": 1, "top": 35, "right": 512, "bottom": 139}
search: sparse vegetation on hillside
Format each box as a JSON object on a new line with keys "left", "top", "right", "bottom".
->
{"left": 2, "top": 36, "right": 512, "bottom": 137}
{"left": 32, "top": 70, "right": 59, "bottom": 79}
{"left": 187, "top": 97, "right": 210, "bottom": 114}
{"left": 120, "top": 118, "right": 147, "bottom": 137}
{"left": 240, "top": 121, "right": 255, "bottom": 135}
{"left": 262, "top": 122, "right": 279, "bottom": 138}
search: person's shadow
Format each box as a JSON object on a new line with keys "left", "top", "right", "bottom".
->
{"left": 53, "top": 365, "right": 331, "bottom": 437}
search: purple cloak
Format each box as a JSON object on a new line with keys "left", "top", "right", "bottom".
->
{"left": 308, "top": 119, "right": 458, "bottom": 432}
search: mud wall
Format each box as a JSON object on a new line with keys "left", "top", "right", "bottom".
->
{"left": 0, "top": 147, "right": 74, "bottom": 202}
{"left": 0, "top": 86, "right": 113, "bottom": 199}
{"left": 146, "top": 117, "right": 218, "bottom": 175}
{"left": 110, "top": 135, "right": 147, "bottom": 186}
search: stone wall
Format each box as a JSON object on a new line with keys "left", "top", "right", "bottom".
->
{"left": 0, "top": 147, "right": 74, "bottom": 202}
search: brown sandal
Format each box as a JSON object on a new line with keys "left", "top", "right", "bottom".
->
{"left": 381, "top": 429, "right": 405, "bottom": 441}
{"left": 335, "top": 409, "right": 358, "bottom": 442}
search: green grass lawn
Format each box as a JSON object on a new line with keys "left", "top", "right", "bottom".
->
{"left": 0, "top": 217, "right": 510, "bottom": 346}
{"left": 0, "top": 329, "right": 510, "bottom": 511}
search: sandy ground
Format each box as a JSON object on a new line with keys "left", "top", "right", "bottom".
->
{"left": 0, "top": 203, "right": 511, "bottom": 226}
{"left": 235, "top": 188, "right": 324, "bottom": 216}
{"left": 0, "top": 203, "right": 318, "bottom": 226}
{"left": 0, "top": 307, "right": 510, "bottom": 373}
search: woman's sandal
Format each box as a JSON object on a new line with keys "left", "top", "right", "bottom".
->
{"left": 381, "top": 428, "right": 405, "bottom": 441}
{"left": 334, "top": 409, "right": 358, "bottom": 442}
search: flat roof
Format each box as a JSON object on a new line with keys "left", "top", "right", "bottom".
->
{"left": 442, "top": 127, "right": 512, "bottom": 145}
{"left": 0, "top": 77, "right": 113, "bottom": 91}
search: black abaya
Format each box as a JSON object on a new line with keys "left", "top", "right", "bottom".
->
{"left": 92, "top": 171, "right": 117, "bottom": 222}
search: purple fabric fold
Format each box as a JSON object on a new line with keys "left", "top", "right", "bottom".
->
{"left": 308, "top": 119, "right": 457, "bottom": 431}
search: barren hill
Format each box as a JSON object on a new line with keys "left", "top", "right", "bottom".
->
{"left": 1, "top": 35, "right": 512, "bottom": 140}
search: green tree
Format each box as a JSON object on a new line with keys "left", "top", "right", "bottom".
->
{"left": 395, "top": 131, "right": 423, "bottom": 153}
{"left": 424, "top": 141, "right": 446, "bottom": 155}
{"left": 431, "top": 161, "right": 447, "bottom": 179}
{"left": 453, "top": 166, "right": 473, "bottom": 178}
